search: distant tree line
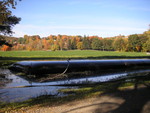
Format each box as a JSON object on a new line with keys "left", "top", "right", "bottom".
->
{"left": 1, "top": 30, "right": 150, "bottom": 52}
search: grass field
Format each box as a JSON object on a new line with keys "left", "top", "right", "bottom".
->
{"left": 0, "top": 50, "right": 150, "bottom": 67}
{"left": 0, "top": 50, "right": 150, "bottom": 60}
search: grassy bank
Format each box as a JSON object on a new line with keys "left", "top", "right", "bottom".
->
{"left": 0, "top": 50, "right": 150, "bottom": 60}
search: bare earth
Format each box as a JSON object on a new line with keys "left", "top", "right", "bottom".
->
{"left": 8, "top": 86, "right": 150, "bottom": 113}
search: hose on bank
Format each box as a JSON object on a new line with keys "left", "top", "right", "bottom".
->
{"left": 53, "top": 59, "right": 70, "bottom": 78}
{"left": 60, "top": 59, "right": 70, "bottom": 75}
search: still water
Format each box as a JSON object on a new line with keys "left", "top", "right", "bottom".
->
{"left": 0, "top": 68, "right": 150, "bottom": 103}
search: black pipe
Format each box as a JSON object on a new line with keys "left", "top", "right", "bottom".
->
{"left": 9, "top": 59, "right": 150, "bottom": 75}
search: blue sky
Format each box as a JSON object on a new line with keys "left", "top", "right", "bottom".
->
{"left": 12, "top": 0, "right": 150, "bottom": 37}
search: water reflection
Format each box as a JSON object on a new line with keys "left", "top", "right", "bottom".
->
{"left": 0, "top": 86, "right": 67, "bottom": 103}
{"left": 0, "top": 67, "right": 150, "bottom": 103}
{"left": 0, "top": 69, "right": 73, "bottom": 103}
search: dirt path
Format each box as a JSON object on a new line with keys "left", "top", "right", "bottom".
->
{"left": 9, "top": 96, "right": 124, "bottom": 113}
{"left": 9, "top": 87, "right": 150, "bottom": 113}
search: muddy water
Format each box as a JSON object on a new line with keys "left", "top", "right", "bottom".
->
{"left": 0, "top": 68, "right": 150, "bottom": 103}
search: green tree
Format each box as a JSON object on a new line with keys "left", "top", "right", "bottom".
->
{"left": 82, "top": 36, "right": 91, "bottom": 49}
{"left": 18, "top": 37, "right": 25, "bottom": 44}
{"left": 0, "top": 0, "right": 21, "bottom": 35}
{"left": 143, "top": 37, "right": 150, "bottom": 52}
{"left": 142, "top": 30, "right": 150, "bottom": 52}
{"left": 102, "top": 38, "right": 114, "bottom": 51}
{"left": 128, "top": 34, "right": 142, "bottom": 52}
{"left": 71, "top": 37, "right": 77, "bottom": 49}
{"left": 0, "top": 0, "right": 21, "bottom": 46}
{"left": 91, "top": 38, "right": 103, "bottom": 50}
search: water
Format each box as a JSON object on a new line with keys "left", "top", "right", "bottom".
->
{"left": 0, "top": 69, "right": 72, "bottom": 103}
{"left": 0, "top": 68, "right": 150, "bottom": 103}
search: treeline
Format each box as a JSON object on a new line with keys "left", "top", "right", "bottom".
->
{"left": 1, "top": 30, "right": 150, "bottom": 52}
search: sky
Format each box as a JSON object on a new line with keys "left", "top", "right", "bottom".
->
{"left": 11, "top": 0, "right": 150, "bottom": 38}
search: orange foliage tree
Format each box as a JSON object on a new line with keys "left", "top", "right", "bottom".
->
{"left": 1, "top": 45, "right": 11, "bottom": 51}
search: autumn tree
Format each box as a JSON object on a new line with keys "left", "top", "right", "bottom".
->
{"left": 42, "top": 38, "right": 49, "bottom": 50}
{"left": 48, "top": 35, "right": 54, "bottom": 49}
{"left": 61, "top": 35, "right": 68, "bottom": 50}
{"left": 77, "top": 42, "right": 83, "bottom": 50}
{"left": 59, "top": 36, "right": 64, "bottom": 50}
{"left": 13, "top": 43, "right": 25, "bottom": 50}
{"left": 66, "top": 38, "right": 72, "bottom": 50}
{"left": 22, "top": 35, "right": 42, "bottom": 51}
{"left": 113, "top": 37, "right": 127, "bottom": 51}
{"left": 34, "top": 35, "right": 42, "bottom": 50}
{"left": 51, "top": 39, "right": 60, "bottom": 51}
{"left": 1, "top": 44, "right": 10, "bottom": 51}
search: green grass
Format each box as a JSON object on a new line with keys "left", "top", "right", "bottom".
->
{"left": 0, "top": 50, "right": 149, "bottom": 60}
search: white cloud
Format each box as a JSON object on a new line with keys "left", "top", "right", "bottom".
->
{"left": 13, "top": 24, "right": 146, "bottom": 38}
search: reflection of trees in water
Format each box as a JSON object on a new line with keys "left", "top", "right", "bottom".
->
{"left": 18, "top": 71, "right": 97, "bottom": 83}
{"left": 0, "top": 74, "right": 12, "bottom": 87}
{"left": 17, "top": 67, "right": 150, "bottom": 85}
{"left": 0, "top": 68, "right": 12, "bottom": 87}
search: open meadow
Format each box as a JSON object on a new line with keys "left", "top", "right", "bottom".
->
{"left": 0, "top": 50, "right": 150, "bottom": 60}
